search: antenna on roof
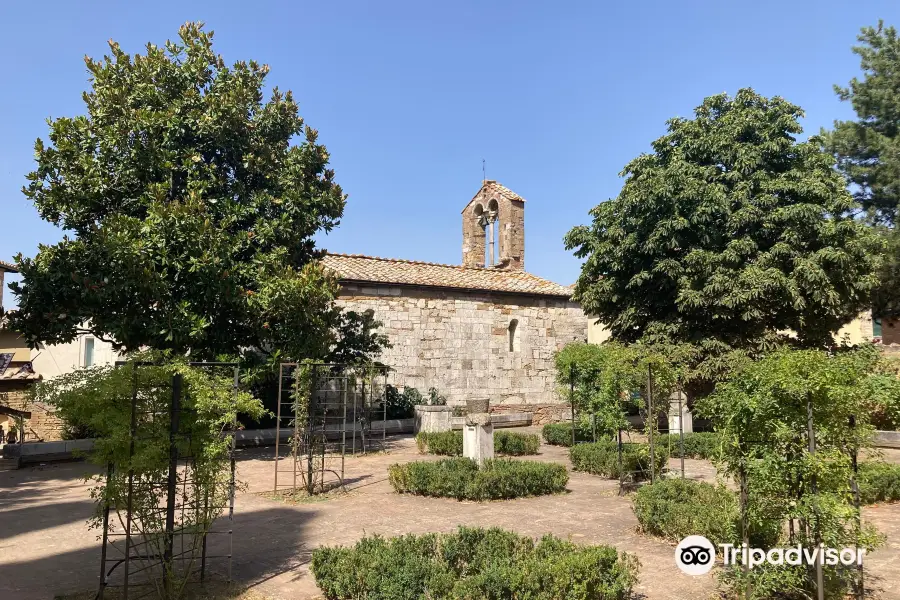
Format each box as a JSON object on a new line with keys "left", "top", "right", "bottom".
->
{"left": 482, "top": 159, "right": 486, "bottom": 185}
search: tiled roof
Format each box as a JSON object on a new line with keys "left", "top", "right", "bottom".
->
{"left": 322, "top": 253, "right": 574, "bottom": 297}
{"left": 0, "top": 363, "right": 40, "bottom": 382}
{"left": 0, "top": 260, "right": 18, "bottom": 273}
{"left": 462, "top": 180, "right": 525, "bottom": 213}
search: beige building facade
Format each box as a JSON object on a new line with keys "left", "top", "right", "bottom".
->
{"left": 31, "top": 331, "right": 123, "bottom": 380}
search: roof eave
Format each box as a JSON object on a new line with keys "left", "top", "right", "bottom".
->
{"left": 334, "top": 277, "right": 574, "bottom": 300}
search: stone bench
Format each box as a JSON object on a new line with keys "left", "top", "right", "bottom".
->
{"left": 451, "top": 412, "right": 532, "bottom": 430}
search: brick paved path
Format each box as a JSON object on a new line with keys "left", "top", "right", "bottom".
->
{"left": 1, "top": 435, "right": 898, "bottom": 599}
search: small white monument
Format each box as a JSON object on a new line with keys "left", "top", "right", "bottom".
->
{"left": 668, "top": 389, "right": 693, "bottom": 434}
{"left": 463, "top": 397, "right": 494, "bottom": 466}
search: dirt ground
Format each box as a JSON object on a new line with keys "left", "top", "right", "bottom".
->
{"left": 1, "top": 433, "right": 898, "bottom": 600}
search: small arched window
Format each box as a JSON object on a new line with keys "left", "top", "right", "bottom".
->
{"left": 508, "top": 319, "right": 519, "bottom": 352}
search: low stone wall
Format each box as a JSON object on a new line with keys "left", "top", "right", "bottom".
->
{"left": 489, "top": 403, "right": 571, "bottom": 425}
{"left": 414, "top": 405, "right": 453, "bottom": 433}
{"left": 875, "top": 430, "right": 900, "bottom": 448}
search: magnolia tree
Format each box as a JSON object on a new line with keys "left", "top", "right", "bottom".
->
{"left": 8, "top": 24, "right": 389, "bottom": 598}
{"left": 8, "top": 23, "right": 352, "bottom": 364}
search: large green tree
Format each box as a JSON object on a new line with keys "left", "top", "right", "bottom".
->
{"left": 825, "top": 21, "right": 900, "bottom": 318}
{"left": 8, "top": 23, "right": 357, "bottom": 362}
{"left": 566, "top": 89, "right": 880, "bottom": 369}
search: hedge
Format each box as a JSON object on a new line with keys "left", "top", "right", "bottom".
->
{"left": 415, "top": 430, "right": 540, "bottom": 456}
{"left": 494, "top": 430, "right": 540, "bottom": 455}
{"left": 569, "top": 441, "right": 667, "bottom": 481}
{"left": 311, "top": 526, "right": 640, "bottom": 600}
{"left": 388, "top": 458, "right": 568, "bottom": 500}
{"left": 656, "top": 432, "right": 722, "bottom": 460}
{"left": 858, "top": 461, "right": 900, "bottom": 504}
{"left": 416, "top": 431, "right": 463, "bottom": 455}
{"left": 542, "top": 422, "right": 593, "bottom": 446}
{"left": 632, "top": 478, "right": 738, "bottom": 544}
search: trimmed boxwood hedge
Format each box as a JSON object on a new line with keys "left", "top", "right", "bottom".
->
{"left": 494, "top": 430, "right": 541, "bottom": 455}
{"left": 542, "top": 422, "right": 593, "bottom": 446}
{"left": 569, "top": 440, "right": 668, "bottom": 481}
{"left": 416, "top": 431, "right": 463, "bottom": 455}
{"left": 656, "top": 432, "right": 722, "bottom": 460}
{"left": 632, "top": 478, "right": 738, "bottom": 544}
{"left": 388, "top": 457, "right": 568, "bottom": 500}
{"left": 416, "top": 430, "right": 540, "bottom": 456}
{"left": 311, "top": 526, "right": 640, "bottom": 600}
{"left": 858, "top": 461, "right": 900, "bottom": 504}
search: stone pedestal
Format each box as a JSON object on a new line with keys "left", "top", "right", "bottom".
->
{"left": 668, "top": 390, "right": 693, "bottom": 434}
{"left": 462, "top": 398, "right": 494, "bottom": 466}
{"left": 414, "top": 405, "right": 453, "bottom": 433}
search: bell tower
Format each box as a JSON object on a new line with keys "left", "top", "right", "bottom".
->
{"left": 461, "top": 181, "right": 525, "bottom": 271}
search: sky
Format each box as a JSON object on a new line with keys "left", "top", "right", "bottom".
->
{"left": 2, "top": 0, "right": 899, "bottom": 309}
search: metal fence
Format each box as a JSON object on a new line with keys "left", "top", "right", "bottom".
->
{"left": 566, "top": 363, "right": 687, "bottom": 494}
{"left": 273, "top": 363, "right": 390, "bottom": 496}
{"left": 97, "top": 362, "right": 238, "bottom": 600}
{"left": 733, "top": 402, "right": 866, "bottom": 600}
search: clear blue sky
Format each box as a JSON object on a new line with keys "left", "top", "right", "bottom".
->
{"left": 2, "top": 1, "right": 899, "bottom": 309}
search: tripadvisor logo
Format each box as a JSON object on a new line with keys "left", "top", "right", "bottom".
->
{"left": 675, "top": 536, "right": 867, "bottom": 575}
{"left": 675, "top": 535, "right": 716, "bottom": 575}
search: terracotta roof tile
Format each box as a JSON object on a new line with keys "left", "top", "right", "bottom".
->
{"left": 322, "top": 253, "right": 573, "bottom": 297}
{"left": 0, "top": 363, "right": 40, "bottom": 382}
{"left": 0, "top": 260, "right": 18, "bottom": 273}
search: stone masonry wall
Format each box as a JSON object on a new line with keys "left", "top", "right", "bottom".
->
{"left": 1, "top": 389, "right": 64, "bottom": 442}
{"left": 336, "top": 284, "right": 587, "bottom": 408}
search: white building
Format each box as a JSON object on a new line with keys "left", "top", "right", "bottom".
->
{"left": 31, "top": 332, "right": 123, "bottom": 380}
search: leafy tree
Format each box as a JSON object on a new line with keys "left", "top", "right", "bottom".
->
{"left": 566, "top": 89, "right": 880, "bottom": 379}
{"left": 698, "top": 349, "right": 885, "bottom": 598}
{"left": 326, "top": 309, "right": 391, "bottom": 366}
{"left": 826, "top": 22, "right": 900, "bottom": 226}
{"left": 8, "top": 23, "right": 355, "bottom": 362}
{"left": 825, "top": 22, "right": 900, "bottom": 317}
{"left": 32, "top": 356, "right": 267, "bottom": 599}
{"left": 554, "top": 341, "right": 677, "bottom": 438}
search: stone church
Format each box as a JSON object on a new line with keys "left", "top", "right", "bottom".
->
{"left": 322, "top": 181, "right": 587, "bottom": 421}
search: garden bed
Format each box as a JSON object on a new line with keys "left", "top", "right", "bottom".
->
{"left": 656, "top": 432, "right": 722, "bottom": 460}
{"left": 311, "top": 526, "right": 640, "bottom": 600}
{"left": 542, "top": 422, "right": 593, "bottom": 446}
{"left": 632, "top": 478, "right": 738, "bottom": 543}
{"left": 858, "top": 461, "right": 900, "bottom": 504}
{"left": 569, "top": 440, "right": 667, "bottom": 481}
{"left": 415, "top": 430, "right": 540, "bottom": 456}
{"left": 388, "top": 457, "right": 568, "bottom": 500}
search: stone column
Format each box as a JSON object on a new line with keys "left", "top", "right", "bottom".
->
{"left": 668, "top": 389, "right": 693, "bottom": 434}
{"left": 463, "top": 397, "right": 494, "bottom": 466}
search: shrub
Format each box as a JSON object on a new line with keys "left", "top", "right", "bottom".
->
{"left": 632, "top": 478, "right": 738, "bottom": 544}
{"left": 569, "top": 441, "right": 667, "bottom": 481}
{"left": 311, "top": 526, "right": 640, "bottom": 600}
{"left": 382, "top": 385, "right": 416, "bottom": 419}
{"left": 493, "top": 431, "right": 540, "bottom": 455}
{"left": 415, "top": 431, "right": 463, "bottom": 456}
{"left": 416, "top": 430, "right": 540, "bottom": 456}
{"left": 542, "top": 422, "right": 592, "bottom": 446}
{"left": 656, "top": 432, "right": 722, "bottom": 460}
{"left": 858, "top": 461, "right": 900, "bottom": 504}
{"left": 388, "top": 458, "right": 568, "bottom": 500}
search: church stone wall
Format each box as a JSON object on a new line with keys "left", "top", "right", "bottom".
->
{"left": 336, "top": 284, "right": 586, "bottom": 412}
